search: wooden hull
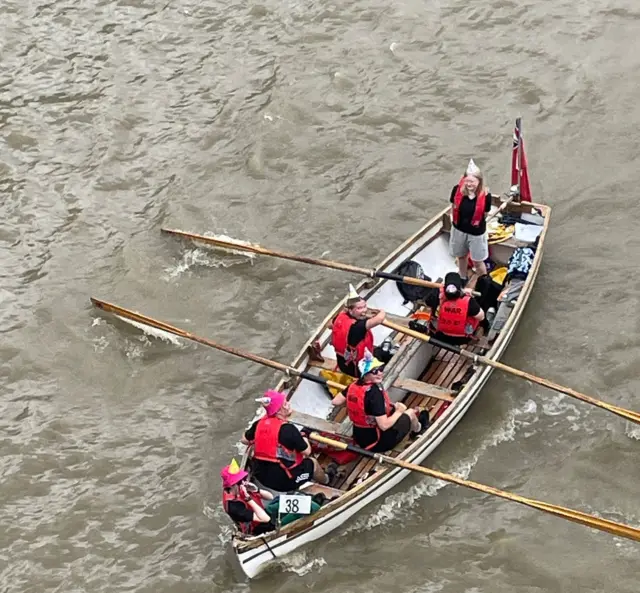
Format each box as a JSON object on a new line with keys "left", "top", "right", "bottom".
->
{"left": 232, "top": 198, "right": 551, "bottom": 579}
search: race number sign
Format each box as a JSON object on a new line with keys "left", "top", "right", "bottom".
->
{"left": 278, "top": 494, "right": 312, "bottom": 515}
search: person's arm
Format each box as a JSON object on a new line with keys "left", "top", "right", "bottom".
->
{"left": 238, "top": 488, "right": 271, "bottom": 523}
{"left": 375, "top": 402, "right": 406, "bottom": 431}
{"left": 331, "top": 392, "right": 347, "bottom": 407}
{"left": 248, "top": 499, "right": 271, "bottom": 523}
{"left": 281, "top": 424, "right": 312, "bottom": 457}
{"left": 449, "top": 185, "right": 457, "bottom": 203}
{"left": 366, "top": 384, "right": 406, "bottom": 431}
{"left": 468, "top": 298, "right": 485, "bottom": 322}
{"left": 241, "top": 421, "right": 258, "bottom": 446}
{"left": 245, "top": 481, "right": 274, "bottom": 502}
{"left": 484, "top": 192, "right": 493, "bottom": 212}
{"left": 365, "top": 309, "right": 385, "bottom": 330}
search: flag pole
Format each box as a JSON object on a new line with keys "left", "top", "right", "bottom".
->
{"left": 518, "top": 117, "right": 523, "bottom": 192}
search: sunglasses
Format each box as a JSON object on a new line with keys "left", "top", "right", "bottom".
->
{"left": 370, "top": 368, "right": 384, "bottom": 375}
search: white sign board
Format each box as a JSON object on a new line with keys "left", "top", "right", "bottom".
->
{"left": 278, "top": 494, "right": 312, "bottom": 515}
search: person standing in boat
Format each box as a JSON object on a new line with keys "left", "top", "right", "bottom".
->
{"left": 330, "top": 350, "right": 429, "bottom": 452}
{"left": 331, "top": 284, "right": 387, "bottom": 378}
{"left": 242, "top": 390, "right": 337, "bottom": 491}
{"left": 449, "top": 159, "right": 493, "bottom": 289}
{"left": 221, "top": 458, "right": 275, "bottom": 536}
{"left": 433, "top": 271, "right": 485, "bottom": 345}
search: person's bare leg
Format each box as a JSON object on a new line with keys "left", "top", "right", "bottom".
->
{"left": 310, "top": 458, "right": 327, "bottom": 483}
{"left": 405, "top": 409, "right": 421, "bottom": 433}
{"left": 467, "top": 260, "right": 487, "bottom": 290}
{"left": 457, "top": 255, "right": 469, "bottom": 280}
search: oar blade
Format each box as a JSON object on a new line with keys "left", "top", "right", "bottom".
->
{"left": 91, "top": 297, "right": 190, "bottom": 342}
{"left": 525, "top": 499, "right": 640, "bottom": 543}
{"left": 309, "top": 432, "right": 640, "bottom": 546}
{"left": 89, "top": 298, "right": 332, "bottom": 390}
{"left": 161, "top": 228, "right": 261, "bottom": 259}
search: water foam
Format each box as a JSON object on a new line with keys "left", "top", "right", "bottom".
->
{"left": 343, "top": 399, "right": 539, "bottom": 533}
{"left": 624, "top": 423, "right": 640, "bottom": 440}
{"left": 280, "top": 551, "right": 327, "bottom": 576}
{"left": 163, "top": 232, "right": 258, "bottom": 279}
{"left": 114, "top": 315, "right": 184, "bottom": 347}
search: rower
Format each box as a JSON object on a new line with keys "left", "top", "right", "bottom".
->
{"left": 331, "top": 349, "right": 429, "bottom": 452}
{"left": 433, "top": 272, "right": 485, "bottom": 346}
{"left": 241, "top": 390, "right": 337, "bottom": 492}
{"left": 331, "top": 284, "right": 387, "bottom": 378}
{"left": 221, "top": 458, "right": 275, "bottom": 536}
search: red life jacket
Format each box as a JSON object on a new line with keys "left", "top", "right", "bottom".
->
{"left": 346, "top": 381, "right": 394, "bottom": 449}
{"left": 222, "top": 488, "right": 264, "bottom": 535}
{"left": 331, "top": 310, "right": 374, "bottom": 372}
{"left": 436, "top": 289, "right": 479, "bottom": 337}
{"left": 451, "top": 176, "right": 487, "bottom": 228}
{"left": 252, "top": 417, "right": 304, "bottom": 477}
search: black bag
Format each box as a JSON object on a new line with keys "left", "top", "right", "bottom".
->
{"left": 393, "top": 260, "right": 438, "bottom": 305}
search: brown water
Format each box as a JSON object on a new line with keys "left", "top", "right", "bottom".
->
{"left": 1, "top": 0, "right": 639, "bottom": 591}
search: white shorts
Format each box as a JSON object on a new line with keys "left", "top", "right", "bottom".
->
{"left": 449, "top": 227, "right": 489, "bottom": 262}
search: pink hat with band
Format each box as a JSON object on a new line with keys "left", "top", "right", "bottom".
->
{"left": 220, "top": 459, "right": 248, "bottom": 488}
{"left": 262, "top": 390, "right": 287, "bottom": 417}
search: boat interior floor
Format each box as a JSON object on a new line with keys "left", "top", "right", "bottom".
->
{"left": 315, "top": 342, "right": 483, "bottom": 492}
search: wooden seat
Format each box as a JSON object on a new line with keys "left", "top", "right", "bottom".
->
{"left": 308, "top": 358, "right": 337, "bottom": 371}
{"left": 392, "top": 377, "right": 455, "bottom": 402}
{"left": 290, "top": 411, "right": 350, "bottom": 436}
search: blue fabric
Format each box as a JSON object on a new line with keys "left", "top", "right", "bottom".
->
{"left": 507, "top": 246, "right": 535, "bottom": 278}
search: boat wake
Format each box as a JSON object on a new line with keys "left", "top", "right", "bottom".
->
{"left": 279, "top": 551, "right": 327, "bottom": 576}
{"left": 624, "top": 423, "right": 640, "bottom": 440}
{"left": 342, "top": 399, "right": 539, "bottom": 534}
{"left": 163, "top": 243, "right": 254, "bottom": 280}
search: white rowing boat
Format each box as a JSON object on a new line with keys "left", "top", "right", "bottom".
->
{"left": 230, "top": 130, "right": 550, "bottom": 578}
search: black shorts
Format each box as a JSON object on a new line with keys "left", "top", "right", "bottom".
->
{"left": 367, "top": 414, "right": 413, "bottom": 453}
{"left": 432, "top": 331, "right": 472, "bottom": 347}
{"left": 253, "top": 458, "right": 315, "bottom": 492}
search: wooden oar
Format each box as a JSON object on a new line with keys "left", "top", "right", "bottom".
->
{"left": 486, "top": 193, "right": 519, "bottom": 223}
{"left": 161, "top": 227, "right": 480, "bottom": 297}
{"left": 90, "top": 298, "right": 347, "bottom": 393}
{"left": 381, "top": 319, "right": 640, "bottom": 426}
{"left": 309, "top": 432, "right": 640, "bottom": 544}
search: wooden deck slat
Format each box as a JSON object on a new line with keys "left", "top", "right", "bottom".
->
{"left": 393, "top": 378, "right": 455, "bottom": 402}
{"left": 423, "top": 349, "right": 454, "bottom": 383}
{"left": 336, "top": 456, "right": 374, "bottom": 490}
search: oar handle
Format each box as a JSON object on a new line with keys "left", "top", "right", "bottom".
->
{"left": 486, "top": 195, "right": 518, "bottom": 223}
{"left": 375, "top": 271, "right": 481, "bottom": 297}
{"left": 374, "top": 270, "right": 441, "bottom": 289}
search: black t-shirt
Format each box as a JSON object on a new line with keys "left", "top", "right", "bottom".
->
{"left": 226, "top": 499, "right": 275, "bottom": 535}
{"left": 244, "top": 420, "right": 308, "bottom": 467}
{"left": 227, "top": 500, "right": 253, "bottom": 523}
{"left": 335, "top": 317, "right": 369, "bottom": 377}
{"left": 352, "top": 382, "right": 397, "bottom": 448}
{"left": 466, "top": 297, "right": 481, "bottom": 317}
{"left": 449, "top": 185, "right": 493, "bottom": 236}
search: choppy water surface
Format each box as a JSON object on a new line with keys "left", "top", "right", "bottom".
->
{"left": 1, "top": 0, "right": 639, "bottom": 591}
